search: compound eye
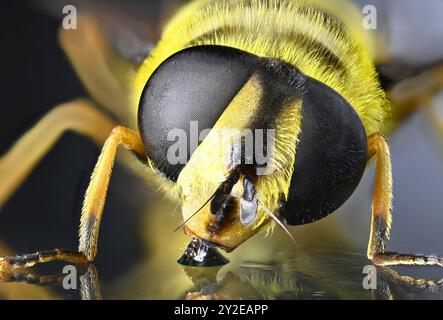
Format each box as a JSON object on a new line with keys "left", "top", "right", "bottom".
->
{"left": 282, "top": 77, "right": 368, "bottom": 225}
{"left": 138, "top": 45, "right": 259, "bottom": 181}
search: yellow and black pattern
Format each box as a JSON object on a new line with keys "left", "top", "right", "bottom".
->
{"left": 133, "top": 0, "right": 389, "bottom": 137}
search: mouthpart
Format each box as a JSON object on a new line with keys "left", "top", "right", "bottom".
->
{"left": 177, "top": 238, "right": 230, "bottom": 267}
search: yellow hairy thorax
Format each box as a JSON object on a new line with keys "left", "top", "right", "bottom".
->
{"left": 133, "top": 0, "right": 389, "bottom": 138}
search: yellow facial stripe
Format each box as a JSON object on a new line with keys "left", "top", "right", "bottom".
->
{"left": 177, "top": 73, "right": 303, "bottom": 249}
{"left": 178, "top": 74, "right": 263, "bottom": 212}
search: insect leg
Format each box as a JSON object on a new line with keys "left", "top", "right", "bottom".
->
{"left": 0, "top": 262, "right": 102, "bottom": 300}
{"left": 0, "top": 99, "right": 116, "bottom": 207}
{"left": 78, "top": 126, "right": 145, "bottom": 261}
{"left": 0, "top": 249, "right": 88, "bottom": 271}
{"left": 386, "top": 63, "right": 443, "bottom": 132}
{"left": 59, "top": 13, "right": 137, "bottom": 127}
{"left": 0, "top": 126, "right": 145, "bottom": 271}
{"left": 79, "top": 264, "right": 103, "bottom": 300}
{"left": 367, "top": 133, "right": 443, "bottom": 267}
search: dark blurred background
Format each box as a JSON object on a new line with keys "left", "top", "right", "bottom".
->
{"left": 0, "top": 0, "right": 150, "bottom": 283}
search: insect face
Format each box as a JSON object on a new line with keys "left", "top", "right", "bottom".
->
{"left": 138, "top": 46, "right": 308, "bottom": 255}
{"left": 138, "top": 44, "right": 368, "bottom": 265}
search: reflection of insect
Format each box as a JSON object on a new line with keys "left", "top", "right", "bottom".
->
{"left": 1, "top": 0, "right": 443, "bottom": 273}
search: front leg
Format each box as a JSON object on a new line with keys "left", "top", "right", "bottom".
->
{"left": 367, "top": 133, "right": 443, "bottom": 267}
{"left": 0, "top": 126, "right": 146, "bottom": 272}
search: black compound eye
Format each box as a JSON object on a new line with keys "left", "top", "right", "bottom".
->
{"left": 282, "top": 77, "right": 368, "bottom": 225}
{"left": 138, "top": 45, "right": 260, "bottom": 182}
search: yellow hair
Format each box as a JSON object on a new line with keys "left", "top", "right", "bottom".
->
{"left": 133, "top": 0, "right": 390, "bottom": 137}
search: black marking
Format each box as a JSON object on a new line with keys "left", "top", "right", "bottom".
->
{"left": 79, "top": 265, "right": 102, "bottom": 300}
{"left": 375, "top": 216, "right": 387, "bottom": 240}
{"left": 79, "top": 216, "right": 98, "bottom": 253}
{"left": 2, "top": 249, "right": 81, "bottom": 267}
{"left": 284, "top": 31, "right": 347, "bottom": 78}
{"left": 210, "top": 170, "right": 240, "bottom": 224}
{"left": 2, "top": 272, "right": 66, "bottom": 287}
{"left": 188, "top": 25, "right": 247, "bottom": 47}
{"left": 39, "top": 250, "right": 58, "bottom": 259}
{"left": 373, "top": 215, "right": 388, "bottom": 252}
{"left": 189, "top": 24, "right": 347, "bottom": 79}
{"left": 296, "top": 4, "right": 349, "bottom": 39}
{"left": 82, "top": 216, "right": 96, "bottom": 234}
{"left": 225, "top": 58, "right": 307, "bottom": 174}
{"left": 282, "top": 76, "right": 368, "bottom": 225}
{"left": 253, "top": 58, "right": 306, "bottom": 128}
{"left": 4, "top": 254, "right": 34, "bottom": 267}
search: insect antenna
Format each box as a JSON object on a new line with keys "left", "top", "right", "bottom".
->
{"left": 172, "top": 189, "right": 218, "bottom": 233}
{"left": 257, "top": 199, "right": 297, "bottom": 247}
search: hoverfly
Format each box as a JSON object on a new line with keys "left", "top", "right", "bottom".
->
{"left": 1, "top": 0, "right": 443, "bottom": 277}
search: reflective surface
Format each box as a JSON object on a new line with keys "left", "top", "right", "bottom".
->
{"left": 2, "top": 248, "right": 443, "bottom": 300}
